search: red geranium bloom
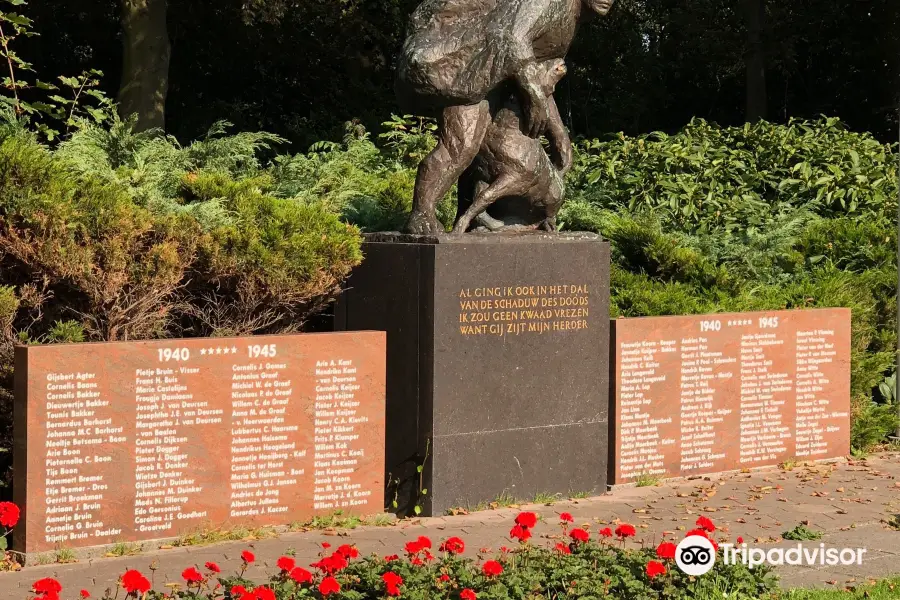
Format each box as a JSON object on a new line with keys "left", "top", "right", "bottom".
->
{"left": 241, "top": 550, "right": 256, "bottom": 564}
{"left": 290, "top": 567, "right": 313, "bottom": 584}
{"left": 482, "top": 560, "right": 503, "bottom": 577}
{"left": 411, "top": 557, "right": 424, "bottom": 566}
{"left": 439, "top": 574, "right": 451, "bottom": 582}
{"left": 0, "top": 501, "right": 20, "bottom": 528}
{"left": 33, "top": 579, "right": 63, "bottom": 594}
{"left": 514, "top": 511, "right": 538, "bottom": 528}
{"left": 646, "top": 560, "right": 667, "bottom": 578}
{"left": 737, "top": 536, "right": 744, "bottom": 544}
{"left": 312, "top": 552, "right": 349, "bottom": 574}
{"left": 685, "top": 528, "right": 708, "bottom": 539}
{"left": 696, "top": 516, "right": 716, "bottom": 532}
{"left": 277, "top": 556, "right": 296, "bottom": 572}
{"left": 384, "top": 554, "right": 399, "bottom": 562}
{"left": 555, "top": 542, "right": 571, "bottom": 555}
{"left": 509, "top": 524, "right": 531, "bottom": 542}
{"left": 656, "top": 541, "right": 677, "bottom": 560}
{"left": 121, "top": 570, "right": 151, "bottom": 595}
{"left": 440, "top": 536, "right": 465, "bottom": 554}
{"left": 181, "top": 567, "right": 203, "bottom": 584}
{"left": 319, "top": 576, "right": 341, "bottom": 596}
{"left": 383, "top": 571, "right": 404, "bottom": 596}
{"left": 254, "top": 586, "right": 276, "bottom": 600}
{"left": 205, "top": 562, "right": 221, "bottom": 573}
{"left": 337, "top": 544, "right": 359, "bottom": 559}
{"left": 80, "top": 591, "right": 91, "bottom": 599}
{"left": 321, "top": 542, "right": 331, "bottom": 549}
{"left": 559, "top": 512, "right": 574, "bottom": 523}
{"left": 460, "top": 589, "right": 477, "bottom": 600}
{"left": 598, "top": 527, "right": 613, "bottom": 538}
{"left": 569, "top": 528, "right": 589, "bottom": 543}
{"left": 615, "top": 524, "right": 636, "bottom": 538}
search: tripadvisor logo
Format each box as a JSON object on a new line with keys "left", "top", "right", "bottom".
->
{"left": 674, "top": 534, "right": 868, "bottom": 575}
{"left": 675, "top": 534, "right": 716, "bottom": 575}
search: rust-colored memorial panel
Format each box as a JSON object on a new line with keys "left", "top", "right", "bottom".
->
{"left": 13, "top": 332, "right": 385, "bottom": 554}
{"left": 610, "top": 309, "right": 850, "bottom": 485}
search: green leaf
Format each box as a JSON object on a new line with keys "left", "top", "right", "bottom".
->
{"left": 416, "top": 465, "right": 422, "bottom": 473}
{"left": 420, "top": 488, "right": 428, "bottom": 495}
{"left": 413, "top": 506, "right": 422, "bottom": 515}
{"left": 0, "top": 536, "right": 7, "bottom": 551}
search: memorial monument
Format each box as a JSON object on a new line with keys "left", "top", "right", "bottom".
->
{"left": 13, "top": 333, "right": 386, "bottom": 555}
{"left": 335, "top": 0, "right": 614, "bottom": 515}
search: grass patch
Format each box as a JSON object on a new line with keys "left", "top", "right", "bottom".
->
{"left": 782, "top": 524, "right": 824, "bottom": 541}
{"left": 172, "top": 526, "right": 276, "bottom": 547}
{"left": 106, "top": 542, "right": 143, "bottom": 557}
{"left": 289, "top": 511, "right": 393, "bottom": 531}
{"left": 771, "top": 577, "right": 900, "bottom": 599}
{"left": 568, "top": 490, "right": 593, "bottom": 499}
{"left": 634, "top": 473, "right": 662, "bottom": 487}
{"left": 533, "top": 491, "right": 562, "bottom": 504}
{"left": 55, "top": 547, "right": 77, "bottom": 563}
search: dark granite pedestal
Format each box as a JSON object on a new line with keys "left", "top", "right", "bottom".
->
{"left": 334, "top": 231, "right": 611, "bottom": 515}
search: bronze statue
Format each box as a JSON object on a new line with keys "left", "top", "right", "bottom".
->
{"left": 395, "top": 0, "right": 615, "bottom": 235}
{"left": 454, "top": 59, "right": 571, "bottom": 233}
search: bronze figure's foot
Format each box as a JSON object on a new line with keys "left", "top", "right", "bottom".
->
{"left": 404, "top": 210, "right": 445, "bottom": 236}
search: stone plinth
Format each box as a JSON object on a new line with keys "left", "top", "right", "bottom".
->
{"left": 609, "top": 309, "right": 851, "bottom": 485}
{"left": 13, "top": 332, "right": 385, "bottom": 554}
{"left": 335, "top": 232, "right": 610, "bottom": 515}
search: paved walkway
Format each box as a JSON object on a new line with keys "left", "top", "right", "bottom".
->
{"left": 2, "top": 452, "right": 898, "bottom": 598}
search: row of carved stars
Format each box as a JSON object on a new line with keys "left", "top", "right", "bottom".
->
{"left": 728, "top": 319, "right": 754, "bottom": 326}
{"left": 199, "top": 346, "right": 239, "bottom": 355}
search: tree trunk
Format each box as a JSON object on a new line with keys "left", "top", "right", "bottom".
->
{"left": 743, "top": 0, "right": 766, "bottom": 121}
{"left": 118, "top": 0, "right": 170, "bottom": 130}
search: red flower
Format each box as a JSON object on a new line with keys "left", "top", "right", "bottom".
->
{"left": 254, "top": 587, "right": 276, "bottom": 600}
{"left": 460, "top": 589, "right": 477, "bottom": 600}
{"left": 337, "top": 544, "right": 359, "bottom": 559}
{"left": 482, "top": 560, "right": 503, "bottom": 577}
{"left": 321, "top": 542, "right": 331, "bottom": 549}
{"left": 319, "top": 576, "right": 341, "bottom": 596}
{"left": 181, "top": 567, "right": 203, "bottom": 584}
{"left": 685, "top": 528, "right": 708, "bottom": 539}
{"left": 33, "top": 580, "right": 63, "bottom": 594}
{"left": 383, "top": 571, "right": 404, "bottom": 596}
{"left": 405, "top": 535, "right": 431, "bottom": 554}
{"left": 205, "top": 562, "right": 221, "bottom": 573}
{"left": 440, "top": 536, "right": 465, "bottom": 554}
{"left": 615, "top": 524, "right": 636, "bottom": 538}
{"left": 509, "top": 524, "right": 531, "bottom": 542}
{"left": 121, "top": 570, "right": 151, "bottom": 595}
{"left": 290, "top": 567, "right": 313, "bottom": 584}
{"left": 555, "top": 542, "right": 571, "bottom": 555}
{"left": 569, "top": 528, "right": 589, "bottom": 543}
{"left": 311, "top": 552, "right": 349, "bottom": 574}
{"left": 0, "top": 501, "right": 20, "bottom": 528}
{"left": 411, "top": 557, "right": 424, "bottom": 566}
{"left": 439, "top": 574, "right": 451, "bottom": 582}
{"left": 384, "top": 554, "right": 399, "bottom": 562}
{"left": 231, "top": 586, "right": 248, "bottom": 596}
{"left": 598, "top": 527, "right": 613, "bottom": 538}
{"left": 696, "top": 516, "right": 716, "bottom": 532}
{"left": 80, "top": 591, "right": 91, "bottom": 599}
{"left": 514, "top": 511, "right": 538, "bottom": 528}
{"left": 277, "top": 556, "right": 296, "bottom": 572}
{"left": 559, "top": 512, "right": 574, "bottom": 523}
{"left": 737, "top": 536, "right": 744, "bottom": 544}
{"left": 646, "top": 560, "right": 667, "bottom": 578}
{"left": 656, "top": 541, "right": 677, "bottom": 560}
{"left": 241, "top": 550, "right": 256, "bottom": 564}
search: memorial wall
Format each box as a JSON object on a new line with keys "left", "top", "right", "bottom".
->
{"left": 610, "top": 309, "right": 851, "bottom": 485}
{"left": 13, "top": 332, "right": 385, "bottom": 554}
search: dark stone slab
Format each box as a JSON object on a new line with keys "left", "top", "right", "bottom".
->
{"left": 335, "top": 233, "right": 610, "bottom": 514}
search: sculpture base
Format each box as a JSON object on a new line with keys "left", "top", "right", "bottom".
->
{"left": 335, "top": 232, "right": 611, "bottom": 515}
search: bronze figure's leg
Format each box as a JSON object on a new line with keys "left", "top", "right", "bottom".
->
{"left": 451, "top": 173, "right": 522, "bottom": 234}
{"left": 405, "top": 101, "right": 491, "bottom": 235}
